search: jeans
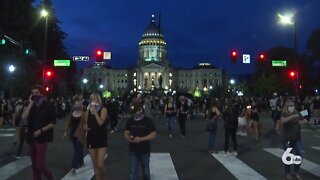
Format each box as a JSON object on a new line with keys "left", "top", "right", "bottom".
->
{"left": 208, "top": 131, "right": 217, "bottom": 150}
{"left": 283, "top": 140, "right": 304, "bottom": 175}
{"left": 29, "top": 142, "right": 54, "bottom": 180}
{"left": 129, "top": 152, "right": 150, "bottom": 180}
{"left": 72, "top": 137, "right": 84, "bottom": 169}
{"left": 167, "top": 116, "right": 175, "bottom": 134}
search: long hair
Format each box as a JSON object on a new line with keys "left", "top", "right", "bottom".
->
{"left": 89, "top": 93, "right": 102, "bottom": 106}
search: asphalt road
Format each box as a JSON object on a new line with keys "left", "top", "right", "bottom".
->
{"left": 1, "top": 112, "right": 320, "bottom": 180}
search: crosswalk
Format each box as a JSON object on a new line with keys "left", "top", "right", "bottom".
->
{"left": 0, "top": 128, "right": 15, "bottom": 137}
{"left": 0, "top": 147, "right": 320, "bottom": 179}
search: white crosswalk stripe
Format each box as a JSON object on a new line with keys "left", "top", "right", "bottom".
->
{"left": 211, "top": 152, "right": 267, "bottom": 180}
{"left": 61, "top": 154, "right": 108, "bottom": 180}
{"left": 150, "top": 153, "right": 179, "bottom": 180}
{"left": 0, "top": 128, "right": 15, "bottom": 137}
{"left": 312, "top": 146, "right": 320, "bottom": 151}
{"left": 264, "top": 148, "right": 320, "bottom": 177}
{"left": 0, "top": 156, "right": 31, "bottom": 179}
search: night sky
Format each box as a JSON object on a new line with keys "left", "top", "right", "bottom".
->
{"left": 49, "top": 0, "right": 320, "bottom": 74}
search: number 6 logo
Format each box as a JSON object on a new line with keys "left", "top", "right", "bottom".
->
{"left": 282, "top": 148, "right": 302, "bottom": 165}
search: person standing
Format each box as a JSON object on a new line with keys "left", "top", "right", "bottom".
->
{"left": 206, "top": 99, "right": 221, "bottom": 153}
{"left": 84, "top": 93, "right": 108, "bottom": 180}
{"left": 63, "top": 99, "right": 86, "bottom": 174}
{"left": 124, "top": 104, "right": 156, "bottom": 180}
{"left": 109, "top": 98, "right": 120, "bottom": 134}
{"left": 280, "top": 99, "right": 308, "bottom": 180}
{"left": 177, "top": 96, "right": 189, "bottom": 138}
{"left": 164, "top": 96, "right": 176, "bottom": 138}
{"left": 223, "top": 99, "right": 239, "bottom": 156}
{"left": 22, "top": 85, "right": 56, "bottom": 180}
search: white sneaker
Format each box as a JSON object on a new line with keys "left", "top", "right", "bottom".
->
{"left": 110, "top": 130, "right": 115, "bottom": 134}
{"left": 169, "top": 134, "right": 172, "bottom": 138}
{"left": 224, "top": 152, "right": 230, "bottom": 157}
{"left": 236, "top": 131, "right": 242, "bottom": 135}
{"left": 233, "top": 151, "right": 238, "bottom": 156}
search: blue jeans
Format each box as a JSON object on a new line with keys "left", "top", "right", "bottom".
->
{"left": 72, "top": 137, "right": 84, "bottom": 169}
{"left": 208, "top": 131, "right": 217, "bottom": 150}
{"left": 167, "top": 116, "right": 175, "bottom": 134}
{"left": 283, "top": 140, "right": 304, "bottom": 175}
{"left": 129, "top": 152, "right": 150, "bottom": 180}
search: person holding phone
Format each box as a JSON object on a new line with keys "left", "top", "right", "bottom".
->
{"left": 22, "top": 85, "right": 56, "bottom": 180}
{"left": 281, "top": 99, "right": 308, "bottom": 180}
{"left": 84, "top": 93, "right": 108, "bottom": 180}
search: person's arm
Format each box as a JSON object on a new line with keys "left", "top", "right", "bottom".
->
{"left": 63, "top": 111, "right": 72, "bottom": 138}
{"left": 213, "top": 107, "right": 221, "bottom": 119}
{"left": 281, "top": 113, "right": 300, "bottom": 124}
{"left": 134, "top": 131, "right": 156, "bottom": 143}
{"left": 83, "top": 111, "right": 89, "bottom": 131}
{"left": 21, "top": 96, "right": 34, "bottom": 120}
{"left": 298, "top": 118, "right": 309, "bottom": 125}
{"left": 164, "top": 104, "right": 168, "bottom": 113}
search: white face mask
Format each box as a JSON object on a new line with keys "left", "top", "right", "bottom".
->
{"left": 288, "top": 106, "right": 295, "bottom": 113}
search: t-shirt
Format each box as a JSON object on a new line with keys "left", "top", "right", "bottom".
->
{"left": 281, "top": 111, "right": 303, "bottom": 142}
{"left": 125, "top": 116, "right": 156, "bottom": 153}
{"left": 27, "top": 100, "right": 57, "bottom": 143}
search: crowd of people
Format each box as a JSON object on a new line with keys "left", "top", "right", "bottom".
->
{"left": 0, "top": 85, "right": 320, "bottom": 180}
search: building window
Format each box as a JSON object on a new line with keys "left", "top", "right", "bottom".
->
{"left": 121, "top": 80, "right": 123, "bottom": 83}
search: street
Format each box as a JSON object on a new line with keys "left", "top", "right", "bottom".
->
{"left": 0, "top": 113, "right": 320, "bottom": 180}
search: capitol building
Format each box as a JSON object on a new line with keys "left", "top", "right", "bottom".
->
{"left": 83, "top": 15, "right": 225, "bottom": 93}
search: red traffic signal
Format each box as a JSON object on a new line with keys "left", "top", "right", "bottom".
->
{"left": 258, "top": 53, "right": 265, "bottom": 61}
{"left": 45, "top": 70, "right": 53, "bottom": 78}
{"left": 289, "top": 71, "right": 296, "bottom": 78}
{"left": 96, "top": 50, "right": 103, "bottom": 62}
{"left": 230, "top": 50, "right": 238, "bottom": 63}
{"left": 45, "top": 86, "right": 50, "bottom": 92}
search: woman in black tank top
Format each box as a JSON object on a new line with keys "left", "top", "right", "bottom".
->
{"left": 84, "top": 93, "right": 108, "bottom": 180}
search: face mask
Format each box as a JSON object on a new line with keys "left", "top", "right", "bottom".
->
{"left": 74, "top": 106, "right": 81, "bottom": 111}
{"left": 288, "top": 106, "right": 295, "bottom": 113}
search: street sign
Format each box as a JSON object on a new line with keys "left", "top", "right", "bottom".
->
{"left": 272, "top": 60, "right": 287, "bottom": 67}
{"left": 54, "top": 60, "right": 70, "bottom": 67}
{"left": 103, "top": 52, "right": 111, "bottom": 60}
{"left": 243, "top": 54, "right": 250, "bottom": 64}
{"left": 73, "top": 56, "right": 90, "bottom": 61}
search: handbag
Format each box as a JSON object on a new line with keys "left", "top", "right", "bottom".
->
{"left": 206, "top": 119, "right": 217, "bottom": 131}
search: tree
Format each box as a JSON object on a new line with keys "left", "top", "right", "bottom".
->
{"left": 307, "top": 29, "right": 320, "bottom": 60}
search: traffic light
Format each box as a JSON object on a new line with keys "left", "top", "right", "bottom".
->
{"left": 96, "top": 50, "right": 103, "bottom": 62}
{"left": 45, "top": 86, "right": 50, "bottom": 92}
{"left": 231, "top": 50, "right": 237, "bottom": 64}
{"left": 25, "top": 49, "right": 29, "bottom": 55}
{"left": 258, "top": 53, "right": 266, "bottom": 61}
{"left": 1, "top": 38, "right": 5, "bottom": 45}
{"left": 45, "top": 70, "right": 53, "bottom": 78}
{"left": 289, "top": 71, "right": 296, "bottom": 79}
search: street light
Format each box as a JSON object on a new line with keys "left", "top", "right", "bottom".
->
{"left": 230, "top": 79, "right": 235, "bottom": 85}
{"left": 82, "top": 78, "right": 88, "bottom": 84}
{"left": 8, "top": 65, "right": 15, "bottom": 98}
{"left": 278, "top": 12, "right": 299, "bottom": 94}
{"left": 40, "top": 8, "right": 49, "bottom": 87}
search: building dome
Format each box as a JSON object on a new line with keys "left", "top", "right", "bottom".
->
{"left": 141, "top": 15, "right": 165, "bottom": 41}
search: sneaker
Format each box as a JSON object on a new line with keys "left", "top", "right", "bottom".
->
{"left": 224, "top": 151, "right": 230, "bottom": 157}
{"left": 110, "top": 130, "right": 115, "bottom": 134}
{"left": 12, "top": 155, "right": 21, "bottom": 159}
{"left": 169, "top": 134, "right": 172, "bottom": 138}
{"left": 236, "top": 131, "right": 242, "bottom": 135}
{"left": 232, "top": 151, "right": 238, "bottom": 156}
{"left": 71, "top": 168, "right": 77, "bottom": 175}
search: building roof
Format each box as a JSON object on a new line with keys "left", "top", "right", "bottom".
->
{"left": 141, "top": 15, "right": 164, "bottom": 40}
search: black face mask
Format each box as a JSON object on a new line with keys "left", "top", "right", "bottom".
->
{"left": 32, "top": 95, "right": 43, "bottom": 103}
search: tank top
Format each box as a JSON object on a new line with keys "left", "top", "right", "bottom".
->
{"left": 87, "top": 109, "right": 106, "bottom": 130}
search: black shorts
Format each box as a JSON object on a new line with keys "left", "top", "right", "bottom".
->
{"left": 86, "top": 129, "right": 108, "bottom": 149}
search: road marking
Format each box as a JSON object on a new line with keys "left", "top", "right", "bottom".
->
{"left": 0, "top": 128, "right": 15, "bottom": 131}
{"left": 211, "top": 152, "right": 267, "bottom": 180}
{"left": 314, "top": 135, "right": 320, "bottom": 138}
{"left": 312, "top": 147, "right": 320, "bottom": 151}
{"left": 264, "top": 148, "right": 320, "bottom": 177}
{"left": 150, "top": 153, "right": 179, "bottom": 180}
{"left": 61, "top": 154, "right": 108, "bottom": 180}
{"left": 0, "top": 156, "right": 31, "bottom": 179}
{"left": 0, "top": 133, "right": 15, "bottom": 137}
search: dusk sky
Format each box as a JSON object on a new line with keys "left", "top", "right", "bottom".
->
{"left": 48, "top": 0, "right": 320, "bottom": 74}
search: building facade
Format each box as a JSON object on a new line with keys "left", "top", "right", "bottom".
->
{"left": 83, "top": 15, "right": 224, "bottom": 93}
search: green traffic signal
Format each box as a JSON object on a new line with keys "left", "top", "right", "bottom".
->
{"left": 25, "top": 49, "right": 29, "bottom": 55}
{"left": 1, "top": 38, "right": 5, "bottom": 45}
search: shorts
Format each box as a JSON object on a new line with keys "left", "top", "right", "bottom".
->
{"left": 86, "top": 129, "right": 108, "bottom": 149}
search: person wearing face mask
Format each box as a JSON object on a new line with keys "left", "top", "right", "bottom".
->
{"left": 84, "top": 93, "right": 108, "bottom": 180}
{"left": 124, "top": 103, "right": 157, "bottom": 180}
{"left": 21, "top": 85, "right": 56, "bottom": 180}
{"left": 280, "top": 99, "right": 308, "bottom": 180}
{"left": 63, "top": 99, "right": 86, "bottom": 174}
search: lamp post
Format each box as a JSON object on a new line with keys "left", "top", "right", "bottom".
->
{"left": 82, "top": 78, "right": 88, "bottom": 94}
{"left": 278, "top": 12, "right": 299, "bottom": 95}
{"left": 8, "top": 65, "right": 15, "bottom": 99}
{"left": 41, "top": 9, "right": 48, "bottom": 87}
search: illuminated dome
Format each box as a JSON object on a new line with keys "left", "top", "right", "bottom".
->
{"left": 139, "top": 14, "right": 166, "bottom": 46}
